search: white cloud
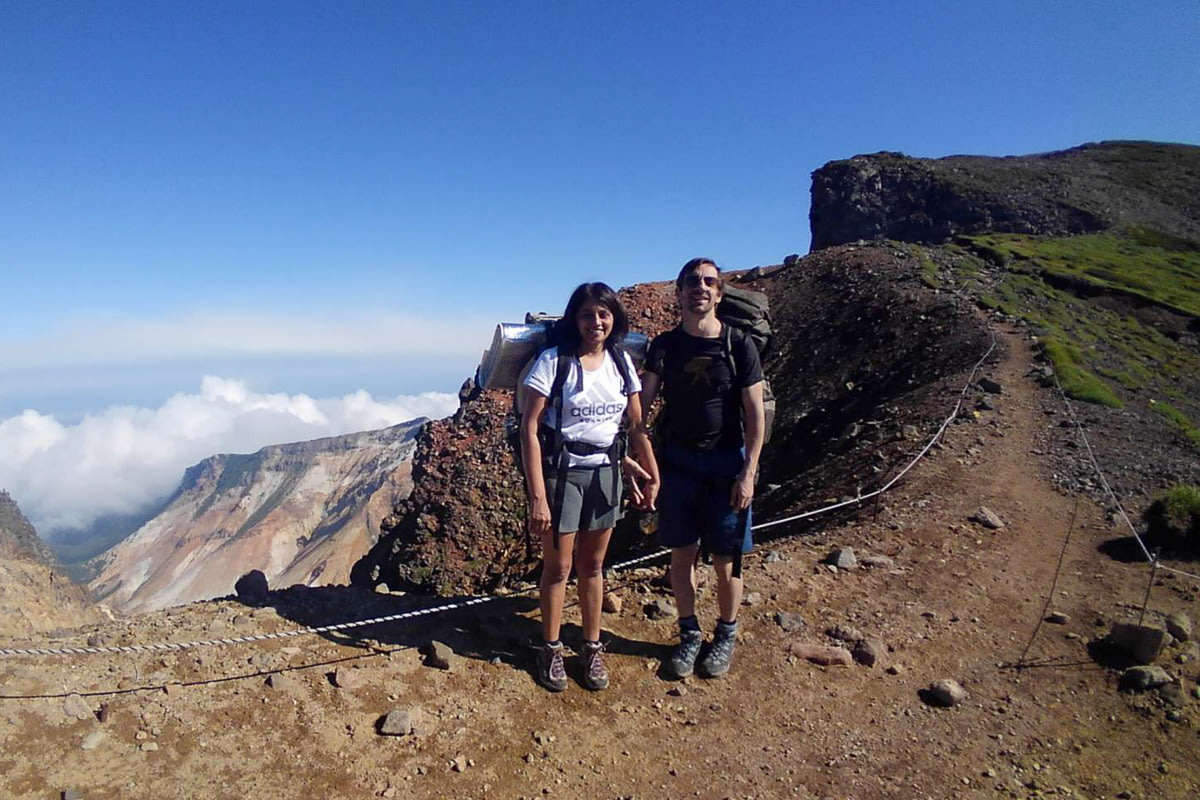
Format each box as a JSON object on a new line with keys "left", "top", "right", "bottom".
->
{"left": 0, "top": 310, "right": 493, "bottom": 369}
{"left": 0, "top": 377, "right": 458, "bottom": 537}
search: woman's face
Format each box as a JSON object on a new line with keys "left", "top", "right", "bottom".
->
{"left": 576, "top": 300, "right": 614, "bottom": 349}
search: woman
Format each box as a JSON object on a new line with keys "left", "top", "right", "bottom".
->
{"left": 521, "top": 282, "right": 658, "bottom": 692}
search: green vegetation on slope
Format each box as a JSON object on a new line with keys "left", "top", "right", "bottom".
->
{"left": 964, "top": 229, "right": 1200, "bottom": 317}
{"left": 940, "top": 228, "right": 1199, "bottom": 451}
{"left": 1145, "top": 484, "right": 1200, "bottom": 544}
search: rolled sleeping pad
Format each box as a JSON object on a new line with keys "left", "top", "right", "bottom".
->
{"left": 477, "top": 322, "right": 649, "bottom": 391}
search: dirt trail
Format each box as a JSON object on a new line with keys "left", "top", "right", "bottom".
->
{"left": 1, "top": 324, "right": 1197, "bottom": 799}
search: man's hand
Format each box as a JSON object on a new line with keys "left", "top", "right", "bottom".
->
{"left": 730, "top": 470, "right": 754, "bottom": 511}
{"left": 528, "top": 495, "right": 552, "bottom": 537}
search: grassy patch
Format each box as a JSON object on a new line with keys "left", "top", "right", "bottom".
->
{"left": 1096, "top": 366, "right": 1142, "bottom": 390}
{"left": 915, "top": 246, "right": 940, "bottom": 288}
{"left": 1040, "top": 337, "right": 1123, "bottom": 408}
{"left": 962, "top": 229, "right": 1200, "bottom": 317}
{"left": 1145, "top": 484, "right": 1200, "bottom": 543}
{"left": 1152, "top": 401, "right": 1200, "bottom": 449}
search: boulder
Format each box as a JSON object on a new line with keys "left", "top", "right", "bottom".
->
{"left": 970, "top": 507, "right": 1004, "bottom": 530}
{"left": 1108, "top": 623, "right": 1168, "bottom": 665}
{"left": 1165, "top": 613, "right": 1193, "bottom": 643}
{"left": 825, "top": 547, "right": 857, "bottom": 569}
{"left": 774, "top": 611, "right": 806, "bottom": 633}
{"left": 851, "top": 638, "right": 883, "bottom": 667}
{"left": 927, "top": 679, "right": 967, "bottom": 707}
{"left": 422, "top": 640, "right": 457, "bottom": 670}
{"left": 379, "top": 708, "right": 420, "bottom": 736}
{"left": 234, "top": 570, "right": 269, "bottom": 605}
{"left": 1118, "top": 665, "right": 1172, "bottom": 692}
{"left": 790, "top": 643, "right": 854, "bottom": 666}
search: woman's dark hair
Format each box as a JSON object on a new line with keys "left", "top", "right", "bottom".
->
{"left": 557, "top": 282, "right": 629, "bottom": 350}
{"left": 675, "top": 257, "right": 723, "bottom": 291}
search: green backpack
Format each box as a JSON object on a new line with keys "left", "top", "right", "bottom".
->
{"left": 717, "top": 285, "right": 776, "bottom": 443}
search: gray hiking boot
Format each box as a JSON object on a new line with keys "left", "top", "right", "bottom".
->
{"left": 666, "top": 628, "right": 704, "bottom": 679}
{"left": 580, "top": 640, "right": 609, "bottom": 691}
{"left": 536, "top": 642, "right": 568, "bottom": 692}
{"left": 697, "top": 624, "right": 737, "bottom": 678}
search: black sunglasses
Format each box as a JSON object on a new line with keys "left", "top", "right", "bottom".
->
{"left": 682, "top": 274, "right": 719, "bottom": 288}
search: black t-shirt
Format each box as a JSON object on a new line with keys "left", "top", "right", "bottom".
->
{"left": 645, "top": 324, "right": 763, "bottom": 452}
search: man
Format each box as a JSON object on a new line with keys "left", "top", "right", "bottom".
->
{"left": 640, "top": 257, "right": 765, "bottom": 679}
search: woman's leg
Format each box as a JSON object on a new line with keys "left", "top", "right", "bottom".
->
{"left": 574, "top": 527, "right": 613, "bottom": 642}
{"left": 539, "top": 529, "right": 576, "bottom": 643}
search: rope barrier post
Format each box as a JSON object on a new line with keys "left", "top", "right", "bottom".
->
{"left": 1138, "top": 551, "right": 1160, "bottom": 626}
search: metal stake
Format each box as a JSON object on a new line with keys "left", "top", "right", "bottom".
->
{"left": 1138, "top": 552, "right": 1160, "bottom": 626}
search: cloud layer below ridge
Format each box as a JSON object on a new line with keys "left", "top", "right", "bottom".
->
{"left": 0, "top": 377, "right": 457, "bottom": 538}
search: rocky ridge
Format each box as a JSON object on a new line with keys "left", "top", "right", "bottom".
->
{"left": 809, "top": 141, "right": 1200, "bottom": 250}
{"left": 0, "top": 492, "right": 99, "bottom": 636}
{"left": 0, "top": 490, "right": 56, "bottom": 565}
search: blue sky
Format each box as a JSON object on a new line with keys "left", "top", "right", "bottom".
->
{"left": 1, "top": 1, "right": 1198, "bottom": 533}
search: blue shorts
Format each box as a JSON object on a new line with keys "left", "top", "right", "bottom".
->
{"left": 656, "top": 445, "right": 753, "bottom": 556}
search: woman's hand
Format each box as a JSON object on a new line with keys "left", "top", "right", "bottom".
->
{"left": 528, "top": 494, "right": 552, "bottom": 537}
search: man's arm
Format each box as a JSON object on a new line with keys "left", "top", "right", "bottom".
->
{"left": 731, "top": 380, "right": 764, "bottom": 511}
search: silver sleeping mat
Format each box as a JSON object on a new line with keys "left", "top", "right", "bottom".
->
{"left": 477, "top": 323, "right": 648, "bottom": 390}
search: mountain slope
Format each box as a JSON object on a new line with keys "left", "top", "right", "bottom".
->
{"left": 0, "top": 490, "right": 56, "bottom": 565}
{"left": 89, "top": 419, "right": 425, "bottom": 614}
{"left": 0, "top": 491, "right": 100, "bottom": 636}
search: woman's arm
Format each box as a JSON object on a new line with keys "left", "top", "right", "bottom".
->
{"left": 520, "top": 391, "right": 552, "bottom": 536}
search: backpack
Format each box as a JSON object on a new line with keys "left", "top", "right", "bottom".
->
{"left": 716, "top": 285, "right": 776, "bottom": 443}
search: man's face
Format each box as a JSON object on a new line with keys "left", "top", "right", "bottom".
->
{"left": 677, "top": 263, "right": 722, "bottom": 316}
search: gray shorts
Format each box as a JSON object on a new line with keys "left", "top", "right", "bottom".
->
{"left": 544, "top": 464, "right": 623, "bottom": 534}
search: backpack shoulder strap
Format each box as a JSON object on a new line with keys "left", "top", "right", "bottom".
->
{"left": 721, "top": 323, "right": 739, "bottom": 385}
{"left": 608, "top": 343, "right": 634, "bottom": 395}
{"left": 549, "top": 349, "right": 573, "bottom": 410}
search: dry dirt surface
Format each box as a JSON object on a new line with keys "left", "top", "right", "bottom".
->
{"left": 2, "top": 325, "right": 1198, "bottom": 800}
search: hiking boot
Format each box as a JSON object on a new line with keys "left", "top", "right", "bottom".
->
{"left": 580, "top": 640, "right": 609, "bottom": 691}
{"left": 697, "top": 624, "right": 737, "bottom": 678}
{"left": 666, "top": 628, "right": 704, "bottom": 679}
{"left": 536, "top": 642, "right": 568, "bottom": 692}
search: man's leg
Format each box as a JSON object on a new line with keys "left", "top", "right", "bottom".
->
{"left": 711, "top": 554, "right": 743, "bottom": 624}
{"left": 666, "top": 544, "right": 704, "bottom": 679}
{"left": 669, "top": 544, "right": 700, "bottom": 619}
{"left": 697, "top": 557, "right": 741, "bottom": 678}
{"left": 697, "top": 491, "right": 750, "bottom": 679}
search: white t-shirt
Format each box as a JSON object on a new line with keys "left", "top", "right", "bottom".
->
{"left": 523, "top": 346, "right": 642, "bottom": 468}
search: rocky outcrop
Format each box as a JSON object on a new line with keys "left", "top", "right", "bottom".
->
{"left": 0, "top": 492, "right": 100, "bottom": 635}
{"left": 0, "top": 490, "right": 56, "bottom": 565}
{"left": 88, "top": 419, "right": 424, "bottom": 613}
{"left": 810, "top": 141, "right": 1200, "bottom": 250}
{"left": 354, "top": 248, "right": 990, "bottom": 595}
